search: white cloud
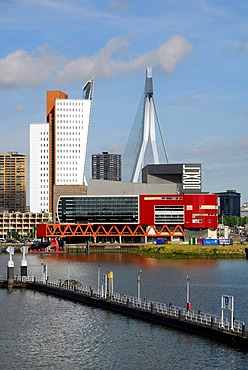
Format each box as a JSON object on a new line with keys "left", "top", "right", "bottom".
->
{"left": 58, "top": 35, "right": 194, "bottom": 83}
{"left": 13, "top": 103, "right": 24, "bottom": 113}
{"left": 0, "top": 35, "right": 194, "bottom": 88}
{"left": 109, "top": 0, "right": 130, "bottom": 11}
{"left": 0, "top": 45, "right": 65, "bottom": 88}
{"left": 235, "top": 136, "right": 248, "bottom": 149}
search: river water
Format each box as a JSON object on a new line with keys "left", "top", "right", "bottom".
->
{"left": 0, "top": 253, "right": 248, "bottom": 369}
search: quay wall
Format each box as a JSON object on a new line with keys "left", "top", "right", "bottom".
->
{"left": 27, "top": 281, "right": 248, "bottom": 351}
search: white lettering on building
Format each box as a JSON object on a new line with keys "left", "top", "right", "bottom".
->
{"left": 183, "top": 165, "right": 201, "bottom": 190}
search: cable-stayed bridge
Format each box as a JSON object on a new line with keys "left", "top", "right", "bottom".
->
{"left": 123, "top": 67, "right": 169, "bottom": 182}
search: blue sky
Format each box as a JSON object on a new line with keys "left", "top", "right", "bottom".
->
{"left": 0, "top": 0, "right": 248, "bottom": 202}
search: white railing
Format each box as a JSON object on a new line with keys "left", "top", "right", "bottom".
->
{"left": 22, "top": 278, "right": 245, "bottom": 336}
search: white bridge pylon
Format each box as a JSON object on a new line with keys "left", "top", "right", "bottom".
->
{"left": 131, "top": 66, "right": 168, "bottom": 182}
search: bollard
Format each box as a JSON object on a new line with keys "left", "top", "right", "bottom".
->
{"left": 20, "top": 245, "right": 28, "bottom": 281}
{"left": 107, "top": 271, "right": 114, "bottom": 296}
{"left": 86, "top": 240, "right": 90, "bottom": 254}
{"left": 21, "top": 261, "right": 27, "bottom": 280}
{"left": 7, "top": 258, "right": 14, "bottom": 288}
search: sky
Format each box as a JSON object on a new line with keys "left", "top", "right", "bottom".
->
{"left": 0, "top": 0, "right": 248, "bottom": 203}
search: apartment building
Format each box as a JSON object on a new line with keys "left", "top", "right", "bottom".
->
{"left": 0, "top": 212, "right": 52, "bottom": 238}
{"left": 92, "top": 152, "right": 122, "bottom": 181}
{"left": 0, "top": 152, "right": 26, "bottom": 213}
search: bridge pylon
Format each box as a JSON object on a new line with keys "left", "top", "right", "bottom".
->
{"left": 123, "top": 66, "right": 169, "bottom": 182}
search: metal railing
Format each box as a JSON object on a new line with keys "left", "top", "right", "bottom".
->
{"left": 14, "top": 277, "right": 245, "bottom": 336}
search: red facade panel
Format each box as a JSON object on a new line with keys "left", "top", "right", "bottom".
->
{"left": 139, "top": 194, "right": 218, "bottom": 229}
{"left": 37, "top": 224, "right": 47, "bottom": 237}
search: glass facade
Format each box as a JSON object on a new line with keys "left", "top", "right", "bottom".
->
{"left": 57, "top": 196, "right": 139, "bottom": 224}
{"left": 216, "top": 190, "right": 241, "bottom": 216}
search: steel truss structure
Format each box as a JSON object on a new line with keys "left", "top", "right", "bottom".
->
{"left": 38, "top": 223, "right": 185, "bottom": 239}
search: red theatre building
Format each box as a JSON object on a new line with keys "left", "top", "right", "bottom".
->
{"left": 37, "top": 163, "right": 218, "bottom": 243}
{"left": 37, "top": 193, "right": 218, "bottom": 243}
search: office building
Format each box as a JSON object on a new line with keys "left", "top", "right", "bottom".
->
{"left": 216, "top": 190, "right": 241, "bottom": 217}
{"left": 92, "top": 152, "right": 122, "bottom": 181}
{"left": 30, "top": 78, "right": 94, "bottom": 213}
{"left": 0, "top": 152, "right": 26, "bottom": 212}
{"left": 30, "top": 123, "right": 49, "bottom": 212}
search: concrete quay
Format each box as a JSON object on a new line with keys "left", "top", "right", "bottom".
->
{"left": 1, "top": 278, "right": 248, "bottom": 351}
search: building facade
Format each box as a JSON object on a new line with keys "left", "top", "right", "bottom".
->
{"left": 0, "top": 152, "right": 26, "bottom": 213}
{"left": 53, "top": 193, "right": 218, "bottom": 242}
{"left": 142, "top": 163, "right": 202, "bottom": 194}
{"left": 38, "top": 163, "right": 218, "bottom": 243}
{"left": 30, "top": 123, "right": 49, "bottom": 212}
{"left": 0, "top": 211, "right": 52, "bottom": 239}
{"left": 92, "top": 152, "right": 122, "bottom": 181}
{"left": 216, "top": 190, "right": 241, "bottom": 217}
{"left": 29, "top": 78, "right": 94, "bottom": 214}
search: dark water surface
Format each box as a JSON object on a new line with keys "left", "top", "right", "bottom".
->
{"left": 0, "top": 253, "right": 248, "bottom": 369}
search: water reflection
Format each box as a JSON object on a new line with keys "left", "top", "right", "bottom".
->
{"left": 0, "top": 253, "right": 248, "bottom": 369}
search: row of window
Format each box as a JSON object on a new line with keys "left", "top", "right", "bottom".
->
{"left": 56, "top": 101, "right": 84, "bottom": 106}
{"left": 57, "top": 126, "right": 81, "bottom": 130}
{"left": 57, "top": 144, "right": 81, "bottom": 147}
{"left": 57, "top": 173, "right": 78, "bottom": 177}
{"left": 56, "top": 150, "right": 81, "bottom": 154}
{"left": 57, "top": 168, "right": 77, "bottom": 171}
{"left": 57, "top": 138, "right": 79, "bottom": 141}
{"left": 56, "top": 179, "right": 78, "bottom": 183}
{"left": 57, "top": 162, "right": 77, "bottom": 165}
{"left": 57, "top": 156, "right": 78, "bottom": 159}
{"left": 57, "top": 132, "right": 80, "bottom": 135}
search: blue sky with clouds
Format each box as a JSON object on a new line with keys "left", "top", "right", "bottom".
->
{"left": 0, "top": 0, "right": 248, "bottom": 202}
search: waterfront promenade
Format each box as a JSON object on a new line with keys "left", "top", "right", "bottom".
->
{"left": 1, "top": 275, "right": 247, "bottom": 351}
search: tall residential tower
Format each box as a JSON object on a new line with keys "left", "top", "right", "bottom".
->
{"left": 92, "top": 152, "right": 122, "bottom": 181}
{"left": 0, "top": 152, "right": 26, "bottom": 212}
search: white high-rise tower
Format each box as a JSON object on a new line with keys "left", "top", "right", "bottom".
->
{"left": 29, "top": 78, "right": 94, "bottom": 213}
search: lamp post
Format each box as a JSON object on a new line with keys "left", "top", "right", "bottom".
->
{"left": 186, "top": 275, "right": 191, "bottom": 311}
{"left": 41, "top": 258, "right": 47, "bottom": 283}
{"left": 137, "top": 269, "right": 142, "bottom": 302}
{"left": 67, "top": 261, "right": 70, "bottom": 288}
{"left": 97, "top": 265, "right": 101, "bottom": 294}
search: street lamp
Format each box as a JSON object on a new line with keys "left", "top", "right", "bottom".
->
{"left": 137, "top": 269, "right": 142, "bottom": 301}
{"left": 186, "top": 275, "right": 191, "bottom": 311}
{"left": 97, "top": 265, "right": 101, "bottom": 294}
{"left": 67, "top": 261, "right": 70, "bottom": 288}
